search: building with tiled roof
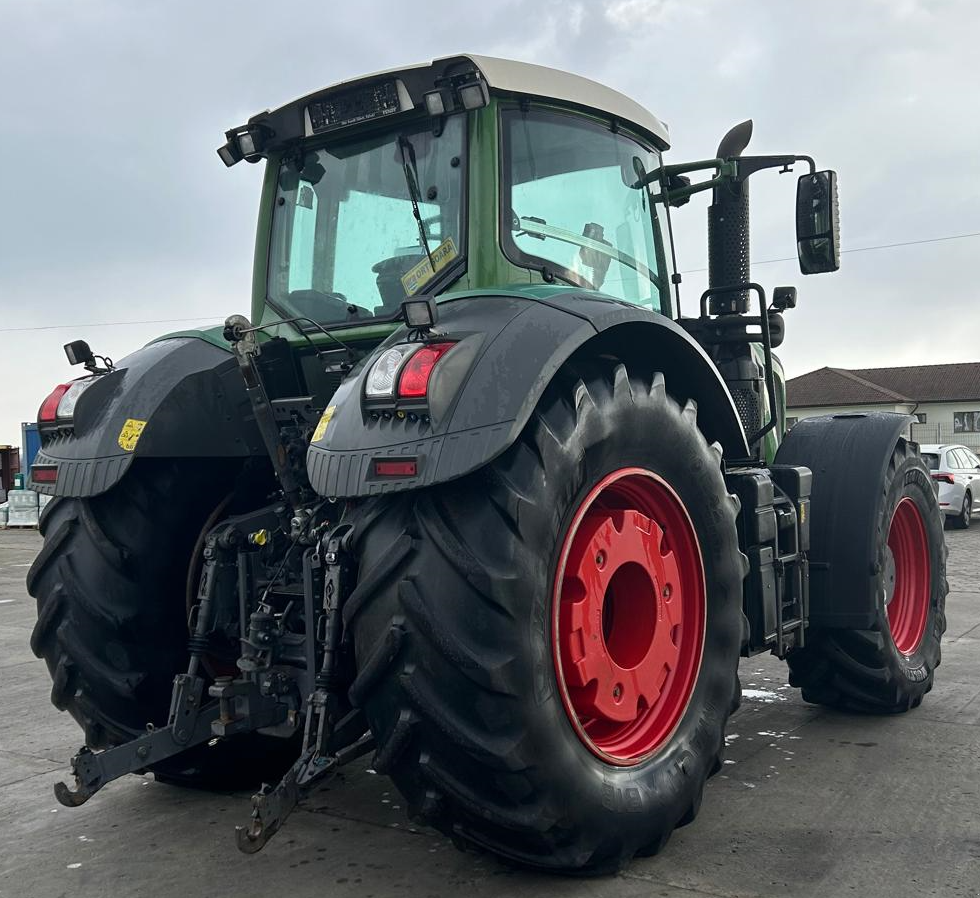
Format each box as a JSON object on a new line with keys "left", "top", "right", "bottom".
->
{"left": 786, "top": 363, "right": 980, "bottom": 449}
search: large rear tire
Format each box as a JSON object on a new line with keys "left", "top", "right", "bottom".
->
{"left": 346, "top": 361, "right": 746, "bottom": 873}
{"left": 28, "top": 459, "right": 297, "bottom": 787}
{"left": 786, "top": 440, "right": 947, "bottom": 713}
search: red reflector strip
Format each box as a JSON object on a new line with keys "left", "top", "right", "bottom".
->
{"left": 31, "top": 466, "right": 58, "bottom": 483}
{"left": 373, "top": 459, "right": 418, "bottom": 477}
{"left": 39, "top": 384, "right": 71, "bottom": 422}
{"left": 397, "top": 342, "right": 456, "bottom": 399}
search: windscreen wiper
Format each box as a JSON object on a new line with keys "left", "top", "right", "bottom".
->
{"left": 397, "top": 135, "right": 437, "bottom": 272}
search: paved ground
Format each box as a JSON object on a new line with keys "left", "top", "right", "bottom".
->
{"left": 1, "top": 525, "right": 978, "bottom": 898}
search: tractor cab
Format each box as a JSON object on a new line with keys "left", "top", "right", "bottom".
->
{"left": 219, "top": 54, "right": 677, "bottom": 332}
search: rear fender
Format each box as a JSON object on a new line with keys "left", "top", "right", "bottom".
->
{"left": 30, "top": 338, "right": 263, "bottom": 497}
{"left": 307, "top": 292, "right": 749, "bottom": 498}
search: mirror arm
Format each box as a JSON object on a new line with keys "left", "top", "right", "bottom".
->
{"left": 662, "top": 158, "right": 736, "bottom": 179}
{"left": 650, "top": 175, "right": 729, "bottom": 206}
{"left": 637, "top": 159, "right": 735, "bottom": 190}
{"left": 736, "top": 154, "right": 816, "bottom": 180}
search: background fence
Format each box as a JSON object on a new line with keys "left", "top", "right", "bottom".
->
{"left": 910, "top": 423, "right": 980, "bottom": 452}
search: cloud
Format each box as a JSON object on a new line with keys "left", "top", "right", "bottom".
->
{"left": 604, "top": 0, "right": 692, "bottom": 29}
{"left": 715, "top": 41, "right": 765, "bottom": 78}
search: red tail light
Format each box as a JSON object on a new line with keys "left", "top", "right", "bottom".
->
{"left": 31, "top": 465, "right": 58, "bottom": 483}
{"left": 932, "top": 472, "right": 955, "bottom": 485}
{"left": 38, "top": 383, "right": 72, "bottom": 423}
{"left": 373, "top": 459, "right": 418, "bottom": 477}
{"left": 396, "top": 342, "right": 455, "bottom": 399}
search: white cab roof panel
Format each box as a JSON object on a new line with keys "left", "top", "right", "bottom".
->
{"left": 283, "top": 53, "right": 670, "bottom": 148}
{"left": 460, "top": 54, "right": 669, "bottom": 147}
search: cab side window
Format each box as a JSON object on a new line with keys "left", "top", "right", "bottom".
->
{"left": 501, "top": 107, "right": 668, "bottom": 312}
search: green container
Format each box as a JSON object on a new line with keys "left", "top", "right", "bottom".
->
{"left": 13, "top": 473, "right": 24, "bottom": 489}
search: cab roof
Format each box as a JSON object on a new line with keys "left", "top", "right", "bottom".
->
{"left": 238, "top": 53, "right": 670, "bottom": 156}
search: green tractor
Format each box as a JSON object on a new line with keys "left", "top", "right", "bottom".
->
{"left": 28, "top": 54, "right": 946, "bottom": 873}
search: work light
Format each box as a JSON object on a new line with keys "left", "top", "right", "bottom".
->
{"left": 402, "top": 297, "right": 438, "bottom": 330}
{"left": 458, "top": 80, "right": 489, "bottom": 110}
{"left": 424, "top": 90, "right": 447, "bottom": 116}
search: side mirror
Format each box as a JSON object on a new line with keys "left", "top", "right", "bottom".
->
{"left": 796, "top": 170, "right": 840, "bottom": 274}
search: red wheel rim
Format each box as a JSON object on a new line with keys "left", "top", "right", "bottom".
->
{"left": 552, "top": 468, "right": 706, "bottom": 765}
{"left": 886, "top": 497, "right": 931, "bottom": 655}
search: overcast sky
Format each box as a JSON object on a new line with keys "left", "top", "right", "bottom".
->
{"left": 1, "top": 0, "right": 978, "bottom": 447}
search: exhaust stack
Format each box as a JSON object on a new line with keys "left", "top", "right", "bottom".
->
{"left": 708, "top": 120, "right": 753, "bottom": 315}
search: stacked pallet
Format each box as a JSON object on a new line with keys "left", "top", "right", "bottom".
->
{"left": 4, "top": 490, "right": 41, "bottom": 527}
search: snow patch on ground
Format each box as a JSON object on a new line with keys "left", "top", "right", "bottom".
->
{"left": 741, "top": 688, "right": 788, "bottom": 703}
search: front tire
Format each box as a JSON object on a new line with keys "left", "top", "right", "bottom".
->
{"left": 347, "top": 362, "right": 746, "bottom": 873}
{"left": 786, "top": 440, "right": 947, "bottom": 713}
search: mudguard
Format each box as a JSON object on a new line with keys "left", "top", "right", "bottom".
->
{"left": 307, "top": 290, "right": 749, "bottom": 498}
{"left": 30, "top": 337, "right": 263, "bottom": 497}
{"left": 774, "top": 411, "right": 913, "bottom": 628}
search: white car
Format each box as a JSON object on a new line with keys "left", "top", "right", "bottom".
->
{"left": 920, "top": 443, "right": 980, "bottom": 528}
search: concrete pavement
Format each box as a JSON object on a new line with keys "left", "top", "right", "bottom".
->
{"left": 1, "top": 526, "right": 978, "bottom": 898}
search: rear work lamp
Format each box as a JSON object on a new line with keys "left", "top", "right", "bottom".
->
{"left": 401, "top": 297, "right": 438, "bottom": 330}
{"left": 458, "top": 80, "right": 490, "bottom": 110}
{"left": 424, "top": 90, "right": 447, "bottom": 117}
{"left": 217, "top": 125, "right": 271, "bottom": 167}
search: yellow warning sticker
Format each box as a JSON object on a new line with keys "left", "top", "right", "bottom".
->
{"left": 400, "top": 237, "right": 458, "bottom": 296}
{"left": 312, "top": 405, "right": 336, "bottom": 443}
{"left": 117, "top": 418, "right": 147, "bottom": 452}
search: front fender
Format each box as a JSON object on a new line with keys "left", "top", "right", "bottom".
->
{"left": 774, "top": 411, "right": 914, "bottom": 628}
{"left": 30, "top": 338, "right": 263, "bottom": 497}
{"left": 307, "top": 291, "right": 748, "bottom": 498}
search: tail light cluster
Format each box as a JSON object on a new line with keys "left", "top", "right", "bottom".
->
{"left": 38, "top": 378, "right": 95, "bottom": 426}
{"left": 38, "top": 384, "right": 72, "bottom": 423}
{"left": 932, "top": 472, "right": 955, "bottom": 485}
{"left": 364, "top": 341, "right": 456, "bottom": 402}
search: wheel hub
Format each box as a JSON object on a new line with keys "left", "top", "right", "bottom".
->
{"left": 885, "top": 497, "right": 931, "bottom": 656}
{"left": 553, "top": 468, "right": 706, "bottom": 765}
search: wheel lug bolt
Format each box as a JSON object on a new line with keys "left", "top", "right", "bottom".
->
{"left": 595, "top": 551, "right": 605, "bottom": 568}
{"left": 613, "top": 685, "right": 622, "bottom": 700}
{"left": 662, "top": 583, "right": 672, "bottom": 598}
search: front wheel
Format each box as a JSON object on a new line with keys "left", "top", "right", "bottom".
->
{"left": 346, "top": 362, "right": 746, "bottom": 873}
{"left": 786, "top": 440, "right": 947, "bottom": 713}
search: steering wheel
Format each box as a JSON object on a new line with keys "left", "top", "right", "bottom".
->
{"left": 371, "top": 253, "right": 427, "bottom": 313}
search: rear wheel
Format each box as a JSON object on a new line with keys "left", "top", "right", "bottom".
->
{"left": 28, "top": 459, "right": 297, "bottom": 788}
{"left": 786, "top": 440, "right": 947, "bottom": 713}
{"left": 347, "top": 362, "right": 746, "bottom": 873}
